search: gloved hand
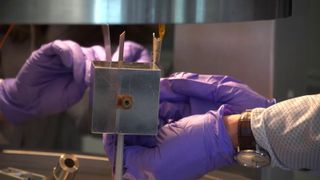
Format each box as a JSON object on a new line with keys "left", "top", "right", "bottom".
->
{"left": 104, "top": 106, "right": 234, "bottom": 180}
{"left": 0, "top": 40, "right": 105, "bottom": 124}
{"left": 112, "top": 41, "right": 150, "bottom": 63}
{"left": 103, "top": 72, "right": 275, "bottom": 179}
{"left": 159, "top": 72, "right": 276, "bottom": 123}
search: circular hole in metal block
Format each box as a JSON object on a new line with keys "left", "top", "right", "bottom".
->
{"left": 122, "top": 97, "right": 133, "bottom": 109}
{"left": 64, "top": 158, "right": 75, "bottom": 168}
{"left": 53, "top": 154, "right": 79, "bottom": 180}
{"left": 117, "top": 95, "right": 133, "bottom": 109}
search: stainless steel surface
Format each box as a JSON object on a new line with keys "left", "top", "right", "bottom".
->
{"left": 114, "top": 135, "right": 124, "bottom": 180}
{"left": 174, "top": 21, "right": 275, "bottom": 98}
{"left": 102, "top": 25, "right": 112, "bottom": 61}
{"left": 91, "top": 61, "right": 160, "bottom": 134}
{"left": 0, "top": 0, "right": 291, "bottom": 24}
{"left": 0, "top": 150, "right": 110, "bottom": 180}
{"left": 118, "top": 32, "right": 125, "bottom": 62}
{"left": 0, "top": 150, "right": 258, "bottom": 180}
{"left": 53, "top": 154, "right": 79, "bottom": 180}
{"left": 117, "top": 31, "right": 126, "bottom": 68}
{"left": 0, "top": 167, "right": 46, "bottom": 180}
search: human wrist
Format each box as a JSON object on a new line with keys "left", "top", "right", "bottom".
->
{"left": 223, "top": 114, "right": 241, "bottom": 148}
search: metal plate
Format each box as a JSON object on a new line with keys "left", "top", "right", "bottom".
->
{"left": 0, "top": 0, "right": 291, "bottom": 24}
{"left": 91, "top": 61, "right": 160, "bottom": 135}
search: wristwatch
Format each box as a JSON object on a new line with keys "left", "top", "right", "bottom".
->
{"left": 234, "top": 110, "right": 271, "bottom": 168}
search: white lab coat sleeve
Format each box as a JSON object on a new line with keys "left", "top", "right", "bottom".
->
{"left": 250, "top": 94, "right": 320, "bottom": 171}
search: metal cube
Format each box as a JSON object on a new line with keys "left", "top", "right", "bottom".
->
{"left": 91, "top": 61, "right": 160, "bottom": 135}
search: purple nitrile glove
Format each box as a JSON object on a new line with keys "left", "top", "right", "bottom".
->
{"left": 104, "top": 106, "right": 234, "bottom": 180}
{"left": 103, "top": 71, "right": 275, "bottom": 179}
{"left": 159, "top": 72, "right": 276, "bottom": 123}
{"left": 112, "top": 41, "right": 151, "bottom": 63}
{"left": 0, "top": 40, "right": 105, "bottom": 124}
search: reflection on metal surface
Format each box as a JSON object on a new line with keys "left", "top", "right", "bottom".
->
{"left": 0, "top": 167, "right": 46, "bottom": 180}
{"left": 53, "top": 154, "right": 79, "bottom": 180}
{"left": 91, "top": 61, "right": 160, "bottom": 135}
{"left": 0, "top": 150, "right": 110, "bottom": 180}
{"left": 2, "top": 149, "right": 108, "bottom": 161}
{"left": 0, "top": 0, "right": 291, "bottom": 24}
{"left": 114, "top": 134, "right": 124, "bottom": 180}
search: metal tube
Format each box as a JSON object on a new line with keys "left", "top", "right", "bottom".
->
{"left": 152, "top": 33, "right": 162, "bottom": 69}
{"left": 53, "top": 154, "right": 79, "bottom": 180}
{"left": 114, "top": 134, "right": 124, "bottom": 180}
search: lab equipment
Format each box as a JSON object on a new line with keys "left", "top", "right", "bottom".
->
{"left": 91, "top": 32, "right": 160, "bottom": 179}
{"left": 0, "top": 167, "right": 46, "bottom": 180}
{"left": 111, "top": 41, "right": 150, "bottom": 63}
{"left": 117, "top": 31, "right": 126, "bottom": 67}
{"left": 0, "top": 153, "right": 79, "bottom": 180}
{"left": 91, "top": 39, "right": 160, "bottom": 135}
{"left": 102, "top": 25, "right": 112, "bottom": 61}
{"left": 0, "top": 40, "right": 105, "bottom": 124}
{"left": 152, "top": 33, "right": 162, "bottom": 69}
{"left": 53, "top": 154, "right": 79, "bottom": 180}
{"left": 115, "top": 31, "right": 126, "bottom": 180}
{"left": 0, "top": 150, "right": 110, "bottom": 179}
{"left": 0, "top": 0, "right": 291, "bottom": 24}
{"left": 152, "top": 24, "right": 166, "bottom": 69}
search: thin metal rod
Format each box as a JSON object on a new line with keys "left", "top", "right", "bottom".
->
{"left": 114, "top": 134, "right": 124, "bottom": 180}
{"left": 118, "top": 31, "right": 126, "bottom": 68}
{"left": 102, "top": 25, "right": 112, "bottom": 61}
{"left": 152, "top": 33, "right": 162, "bottom": 69}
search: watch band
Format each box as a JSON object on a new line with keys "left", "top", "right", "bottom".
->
{"left": 237, "top": 111, "right": 256, "bottom": 151}
{"left": 235, "top": 110, "right": 271, "bottom": 168}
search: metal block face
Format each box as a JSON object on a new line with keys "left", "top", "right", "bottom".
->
{"left": 91, "top": 61, "right": 160, "bottom": 135}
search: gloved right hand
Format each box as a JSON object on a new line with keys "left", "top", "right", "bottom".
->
{"left": 0, "top": 40, "right": 105, "bottom": 124}
{"left": 159, "top": 72, "right": 275, "bottom": 123}
{"left": 104, "top": 106, "right": 235, "bottom": 180}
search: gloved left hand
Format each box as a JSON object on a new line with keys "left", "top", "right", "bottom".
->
{"left": 0, "top": 40, "right": 105, "bottom": 124}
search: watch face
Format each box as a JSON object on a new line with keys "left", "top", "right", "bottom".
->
{"left": 235, "top": 150, "right": 270, "bottom": 168}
